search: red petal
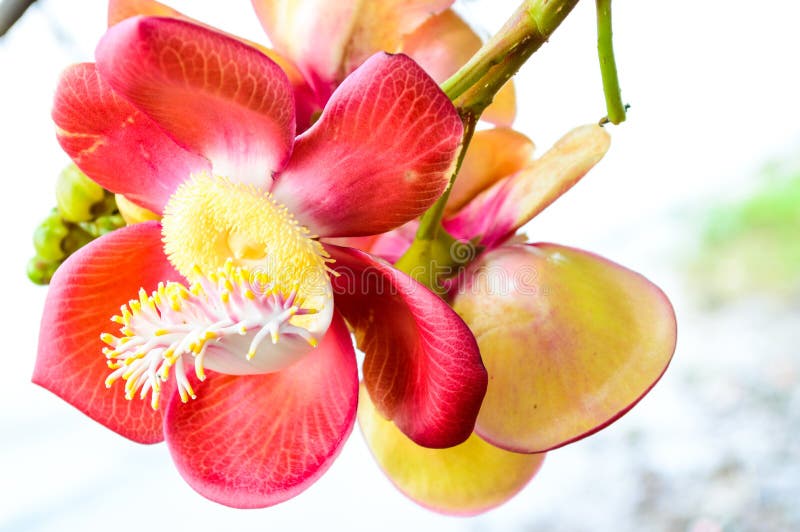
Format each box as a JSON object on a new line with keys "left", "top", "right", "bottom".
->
{"left": 452, "top": 244, "right": 677, "bottom": 452}
{"left": 164, "top": 312, "right": 358, "bottom": 508}
{"left": 272, "top": 53, "right": 463, "bottom": 237}
{"left": 95, "top": 16, "right": 295, "bottom": 185}
{"left": 326, "top": 244, "right": 487, "bottom": 448}
{"left": 53, "top": 63, "right": 210, "bottom": 213}
{"left": 32, "top": 222, "right": 181, "bottom": 443}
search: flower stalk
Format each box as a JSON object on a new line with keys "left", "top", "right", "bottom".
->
{"left": 596, "top": 0, "right": 626, "bottom": 124}
{"left": 397, "top": 0, "right": 581, "bottom": 288}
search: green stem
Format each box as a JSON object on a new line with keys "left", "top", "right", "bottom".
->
{"left": 396, "top": 0, "right": 582, "bottom": 288}
{"left": 596, "top": 0, "right": 626, "bottom": 124}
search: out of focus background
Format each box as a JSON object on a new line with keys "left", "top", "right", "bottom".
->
{"left": 1, "top": 1, "right": 798, "bottom": 530}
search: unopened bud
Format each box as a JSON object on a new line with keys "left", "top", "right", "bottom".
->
{"left": 56, "top": 164, "right": 105, "bottom": 222}
{"left": 33, "top": 210, "right": 69, "bottom": 261}
{"left": 27, "top": 256, "right": 61, "bottom": 285}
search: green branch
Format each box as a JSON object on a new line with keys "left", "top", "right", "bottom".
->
{"left": 396, "top": 0, "right": 582, "bottom": 287}
{"left": 596, "top": 0, "right": 626, "bottom": 124}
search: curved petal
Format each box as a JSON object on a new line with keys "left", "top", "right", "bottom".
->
{"left": 326, "top": 244, "right": 487, "bottom": 448}
{"left": 251, "top": 0, "right": 453, "bottom": 99}
{"left": 445, "top": 127, "right": 535, "bottom": 215}
{"left": 272, "top": 53, "right": 463, "bottom": 237}
{"left": 164, "top": 312, "right": 357, "bottom": 508}
{"left": 108, "top": 0, "right": 180, "bottom": 25}
{"left": 368, "top": 220, "right": 419, "bottom": 263}
{"left": 401, "top": 9, "right": 480, "bottom": 84}
{"left": 32, "top": 222, "right": 182, "bottom": 443}
{"left": 482, "top": 80, "right": 517, "bottom": 127}
{"left": 53, "top": 62, "right": 210, "bottom": 213}
{"left": 401, "top": 9, "right": 515, "bottom": 127}
{"left": 96, "top": 16, "right": 295, "bottom": 185}
{"left": 358, "top": 386, "right": 544, "bottom": 515}
{"left": 444, "top": 125, "right": 610, "bottom": 247}
{"left": 107, "top": 0, "right": 320, "bottom": 132}
{"left": 452, "top": 244, "right": 677, "bottom": 453}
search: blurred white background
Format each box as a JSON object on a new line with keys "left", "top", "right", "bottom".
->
{"left": 1, "top": 1, "right": 799, "bottom": 530}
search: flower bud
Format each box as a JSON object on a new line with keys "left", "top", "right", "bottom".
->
{"left": 27, "top": 256, "right": 61, "bottom": 285}
{"left": 55, "top": 164, "right": 105, "bottom": 222}
{"left": 33, "top": 210, "right": 69, "bottom": 261}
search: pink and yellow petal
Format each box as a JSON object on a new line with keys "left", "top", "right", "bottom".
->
{"left": 32, "top": 222, "right": 182, "bottom": 443}
{"left": 252, "top": 0, "right": 453, "bottom": 98}
{"left": 445, "top": 124, "right": 610, "bottom": 247}
{"left": 445, "top": 127, "right": 535, "bottom": 215}
{"left": 359, "top": 386, "right": 544, "bottom": 515}
{"left": 326, "top": 245, "right": 487, "bottom": 449}
{"left": 164, "top": 313, "right": 358, "bottom": 508}
{"left": 53, "top": 62, "right": 210, "bottom": 214}
{"left": 452, "top": 244, "right": 677, "bottom": 453}
{"left": 272, "top": 53, "right": 462, "bottom": 237}
{"left": 96, "top": 16, "right": 295, "bottom": 186}
{"left": 107, "top": 0, "right": 181, "bottom": 25}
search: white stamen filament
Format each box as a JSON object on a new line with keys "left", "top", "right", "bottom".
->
{"left": 102, "top": 260, "right": 319, "bottom": 410}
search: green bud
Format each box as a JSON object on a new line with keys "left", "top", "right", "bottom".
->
{"left": 56, "top": 164, "right": 105, "bottom": 222}
{"left": 93, "top": 213, "right": 125, "bottom": 235}
{"left": 27, "top": 256, "right": 61, "bottom": 285}
{"left": 62, "top": 225, "right": 95, "bottom": 256}
{"left": 33, "top": 212, "right": 69, "bottom": 261}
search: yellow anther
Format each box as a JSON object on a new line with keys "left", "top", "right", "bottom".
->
{"left": 100, "top": 333, "right": 116, "bottom": 345}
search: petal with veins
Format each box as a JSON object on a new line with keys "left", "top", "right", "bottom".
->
{"left": 96, "top": 16, "right": 295, "bottom": 186}
{"left": 272, "top": 53, "right": 462, "bottom": 237}
{"left": 164, "top": 312, "right": 358, "bottom": 508}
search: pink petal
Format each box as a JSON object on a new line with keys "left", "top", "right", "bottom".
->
{"left": 326, "top": 244, "right": 487, "bottom": 448}
{"left": 272, "top": 53, "right": 463, "bottom": 237}
{"left": 107, "top": 0, "right": 321, "bottom": 133}
{"left": 452, "top": 244, "right": 677, "bottom": 453}
{"left": 251, "top": 0, "right": 453, "bottom": 100}
{"left": 95, "top": 16, "right": 295, "bottom": 185}
{"left": 444, "top": 125, "right": 610, "bottom": 248}
{"left": 366, "top": 220, "right": 419, "bottom": 263}
{"left": 32, "top": 222, "right": 181, "bottom": 443}
{"left": 445, "top": 127, "right": 535, "bottom": 216}
{"left": 53, "top": 62, "right": 210, "bottom": 213}
{"left": 164, "top": 312, "right": 358, "bottom": 508}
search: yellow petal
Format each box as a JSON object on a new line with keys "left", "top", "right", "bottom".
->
{"left": 358, "top": 385, "right": 545, "bottom": 515}
{"left": 452, "top": 244, "right": 677, "bottom": 453}
{"left": 115, "top": 194, "right": 160, "bottom": 225}
{"left": 482, "top": 79, "right": 517, "bottom": 127}
{"left": 446, "top": 127, "right": 535, "bottom": 215}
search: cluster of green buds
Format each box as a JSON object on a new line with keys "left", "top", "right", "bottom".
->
{"left": 28, "top": 164, "right": 125, "bottom": 285}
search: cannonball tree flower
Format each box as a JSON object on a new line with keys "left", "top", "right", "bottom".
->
{"left": 353, "top": 125, "right": 677, "bottom": 514}
{"left": 108, "top": 0, "right": 515, "bottom": 132}
{"left": 34, "top": 15, "right": 488, "bottom": 507}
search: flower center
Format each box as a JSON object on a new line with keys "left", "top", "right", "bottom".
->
{"left": 162, "top": 172, "right": 332, "bottom": 307}
{"left": 102, "top": 173, "right": 337, "bottom": 408}
{"left": 103, "top": 260, "right": 322, "bottom": 409}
